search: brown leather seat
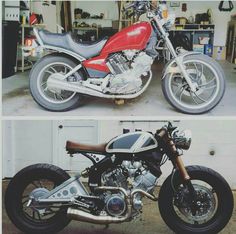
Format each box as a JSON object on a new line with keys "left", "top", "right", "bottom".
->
{"left": 66, "top": 141, "right": 107, "bottom": 154}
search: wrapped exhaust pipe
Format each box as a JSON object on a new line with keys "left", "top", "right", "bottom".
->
{"left": 67, "top": 205, "right": 132, "bottom": 224}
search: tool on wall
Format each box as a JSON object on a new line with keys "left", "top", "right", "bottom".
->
{"left": 182, "top": 3, "right": 187, "bottom": 12}
{"left": 218, "top": 1, "right": 234, "bottom": 12}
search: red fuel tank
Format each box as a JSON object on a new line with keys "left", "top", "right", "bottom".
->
{"left": 100, "top": 22, "right": 152, "bottom": 56}
{"left": 83, "top": 22, "right": 152, "bottom": 76}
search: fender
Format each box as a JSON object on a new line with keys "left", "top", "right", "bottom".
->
{"left": 162, "top": 51, "right": 202, "bottom": 79}
{"left": 40, "top": 45, "right": 86, "bottom": 61}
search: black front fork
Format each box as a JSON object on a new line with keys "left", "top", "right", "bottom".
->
{"left": 184, "top": 180, "right": 198, "bottom": 216}
{"left": 173, "top": 156, "right": 198, "bottom": 216}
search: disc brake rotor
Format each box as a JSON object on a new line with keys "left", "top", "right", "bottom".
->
{"left": 175, "top": 184, "right": 217, "bottom": 223}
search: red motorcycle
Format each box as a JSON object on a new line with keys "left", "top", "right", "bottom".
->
{"left": 30, "top": 1, "right": 225, "bottom": 114}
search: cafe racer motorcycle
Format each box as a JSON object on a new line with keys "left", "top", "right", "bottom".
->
{"left": 29, "top": 1, "right": 225, "bottom": 114}
{"left": 5, "top": 122, "right": 233, "bottom": 234}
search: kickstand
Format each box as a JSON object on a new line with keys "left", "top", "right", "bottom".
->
{"left": 104, "top": 224, "right": 109, "bottom": 229}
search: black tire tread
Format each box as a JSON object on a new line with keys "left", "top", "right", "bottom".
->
{"left": 5, "top": 164, "right": 71, "bottom": 234}
{"left": 158, "top": 165, "right": 233, "bottom": 234}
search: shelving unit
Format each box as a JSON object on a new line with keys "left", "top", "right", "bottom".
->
{"left": 170, "top": 24, "right": 215, "bottom": 51}
{"left": 72, "top": 26, "right": 99, "bottom": 39}
{"left": 118, "top": 1, "right": 134, "bottom": 31}
{"left": 17, "top": 24, "right": 45, "bottom": 72}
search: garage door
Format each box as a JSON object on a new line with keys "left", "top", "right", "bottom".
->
{"left": 55, "top": 120, "right": 98, "bottom": 172}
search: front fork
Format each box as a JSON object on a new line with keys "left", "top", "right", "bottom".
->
{"left": 153, "top": 16, "right": 197, "bottom": 92}
{"left": 160, "top": 128, "right": 198, "bottom": 215}
{"left": 157, "top": 126, "right": 198, "bottom": 215}
{"left": 175, "top": 156, "right": 198, "bottom": 215}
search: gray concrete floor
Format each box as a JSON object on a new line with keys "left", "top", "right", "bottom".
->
{"left": 2, "top": 61, "right": 236, "bottom": 116}
{"left": 2, "top": 180, "right": 236, "bottom": 234}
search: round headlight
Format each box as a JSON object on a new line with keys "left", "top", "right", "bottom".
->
{"left": 172, "top": 129, "right": 192, "bottom": 150}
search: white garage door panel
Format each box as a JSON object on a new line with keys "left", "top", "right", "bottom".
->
{"left": 14, "top": 121, "right": 53, "bottom": 173}
{"left": 56, "top": 120, "right": 98, "bottom": 172}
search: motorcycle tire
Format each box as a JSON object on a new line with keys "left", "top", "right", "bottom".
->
{"left": 30, "top": 54, "right": 83, "bottom": 112}
{"left": 158, "top": 165, "right": 234, "bottom": 234}
{"left": 5, "top": 164, "right": 71, "bottom": 234}
{"left": 162, "top": 54, "right": 226, "bottom": 114}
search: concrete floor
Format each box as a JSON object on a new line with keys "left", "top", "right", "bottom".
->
{"left": 2, "top": 61, "right": 236, "bottom": 116}
{"left": 2, "top": 180, "right": 236, "bottom": 234}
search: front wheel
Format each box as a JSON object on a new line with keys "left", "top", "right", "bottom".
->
{"left": 162, "top": 55, "right": 226, "bottom": 114}
{"left": 158, "top": 166, "right": 233, "bottom": 234}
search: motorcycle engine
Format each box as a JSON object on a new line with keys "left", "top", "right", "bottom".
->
{"left": 101, "top": 161, "right": 158, "bottom": 215}
{"left": 105, "top": 51, "right": 153, "bottom": 94}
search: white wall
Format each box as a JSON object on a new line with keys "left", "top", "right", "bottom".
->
{"left": 2, "top": 120, "right": 236, "bottom": 188}
{"left": 31, "top": 1, "right": 57, "bottom": 32}
{"left": 2, "top": 120, "right": 53, "bottom": 177}
{"left": 167, "top": 1, "right": 236, "bottom": 46}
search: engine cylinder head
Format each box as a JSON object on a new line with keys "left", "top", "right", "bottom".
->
{"left": 106, "top": 53, "right": 129, "bottom": 75}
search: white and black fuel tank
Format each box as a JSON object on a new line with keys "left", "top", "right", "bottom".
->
{"left": 106, "top": 132, "right": 158, "bottom": 154}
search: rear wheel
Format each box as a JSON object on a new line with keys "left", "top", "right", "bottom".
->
{"left": 158, "top": 166, "right": 233, "bottom": 234}
{"left": 5, "top": 164, "right": 71, "bottom": 234}
{"left": 30, "top": 55, "right": 84, "bottom": 111}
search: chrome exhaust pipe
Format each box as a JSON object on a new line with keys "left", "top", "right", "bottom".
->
{"left": 131, "top": 189, "right": 158, "bottom": 201}
{"left": 67, "top": 205, "right": 132, "bottom": 224}
{"left": 67, "top": 186, "right": 157, "bottom": 224}
{"left": 67, "top": 186, "right": 132, "bottom": 224}
{"left": 47, "top": 73, "right": 152, "bottom": 99}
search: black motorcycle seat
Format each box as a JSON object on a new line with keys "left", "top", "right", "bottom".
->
{"left": 38, "top": 30, "right": 108, "bottom": 59}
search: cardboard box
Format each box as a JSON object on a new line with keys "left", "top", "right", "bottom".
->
{"left": 193, "top": 44, "right": 204, "bottom": 54}
{"left": 213, "top": 46, "right": 226, "bottom": 60}
{"left": 204, "top": 44, "right": 213, "bottom": 57}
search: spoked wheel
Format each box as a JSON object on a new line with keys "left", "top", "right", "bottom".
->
{"left": 162, "top": 55, "right": 225, "bottom": 114}
{"left": 158, "top": 166, "right": 234, "bottom": 234}
{"left": 30, "top": 55, "right": 84, "bottom": 111}
{"left": 38, "top": 63, "right": 77, "bottom": 103}
{"left": 5, "top": 164, "right": 71, "bottom": 234}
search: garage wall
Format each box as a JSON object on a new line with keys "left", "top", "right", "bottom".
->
{"left": 168, "top": 1, "right": 236, "bottom": 46}
{"left": 2, "top": 120, "right": 53, "bottom": 178}
{"left": 31, "top": 1, "right": 57, "bottom": 32}
{"left": 2, "top": 120, "right": 236, "bottom": 188}
{"left": 30, "top": 1, "right": 235, "bottom": 45}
